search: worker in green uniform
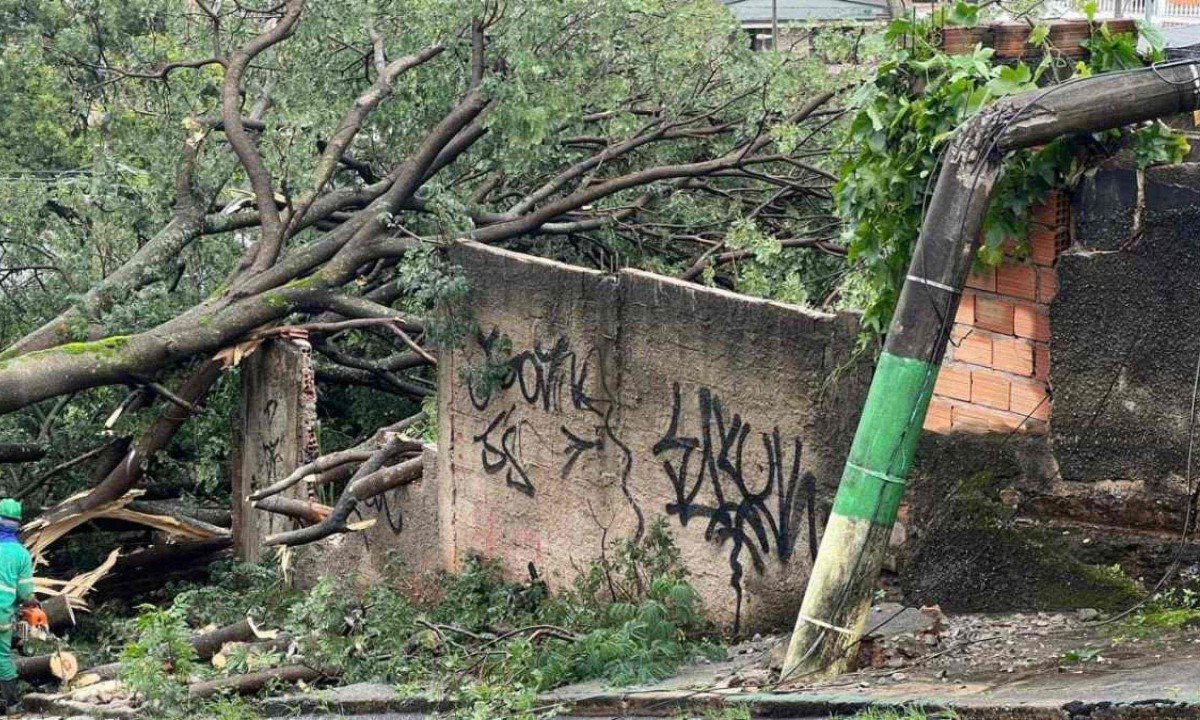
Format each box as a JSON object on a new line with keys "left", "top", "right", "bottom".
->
{"left": 0, "top": 499, "right": 32, "bottom": 712}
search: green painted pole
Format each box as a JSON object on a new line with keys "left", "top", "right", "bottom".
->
{"left": 781, "top": 61, "right": 1200, "bottom": 680}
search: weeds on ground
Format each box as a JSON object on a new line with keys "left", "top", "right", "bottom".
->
{"left": 1058, "top": 646, "right": 1103, "bottom": 664}
{"left": 111, "top": 519, "right": 719, "bottom": 719}
{"left": 1124, "top": 587, "right": 1200, "bottom": 635}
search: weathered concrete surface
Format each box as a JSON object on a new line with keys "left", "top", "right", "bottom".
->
{"left": 544, "top": 656, "right": 1200, "bottom": 719}
{"left": 902, "top": 433, "right": 1144, "bottom": 612}
{"left": 293, "top": 444, "right": 441, "bottom": 592}
{"left": 1054, "top": 159, "right": 1200, "bottom": 510}
{"left": 233, "top": 337, "right": 319, "bottom": 562}
{"left": 897, "top": 159, "right": 1200, "bottom": 609}
{"left": 439, "top": 241, "right": 872, "bottom": 634}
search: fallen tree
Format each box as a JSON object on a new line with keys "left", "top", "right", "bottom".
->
{"left": 0, "top": 0, "right": 844, "bottom": 576}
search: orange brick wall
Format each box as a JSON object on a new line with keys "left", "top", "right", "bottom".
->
{"left": 924, "top": 193, "right": 1068, "bottom": 435}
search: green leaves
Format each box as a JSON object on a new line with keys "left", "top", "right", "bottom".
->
{"left": 1028, "top": 24, "right": 1051, "bottom": 47}
{"left": 1133, "top": 122, "right": 1192, "bottom": 169}
{"left": 1083, "top": 23, "right": 1143, "bottom": 72}
{"left": 943, "top": 0, "right": 981, "bottom": 27}
{"left": 986, "top": 63, "right": 1035, "bottom": 96}
{"left": 834, "top": 6, "right": 1183, "bottom": 336}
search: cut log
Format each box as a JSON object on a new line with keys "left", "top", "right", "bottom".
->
{"left": 101, "top": 537, "right": 234, "bottom": 579}
{"left": 16, "top": 650, "right": 78, "bottom": 682}
{"left": 126, "top": 500, "right": 232, "bottom": 528}
{"left": 188, "top": 664, "right": 326, "bottom": 698}
{"left": 74, "top": 617, "right": 278, "bottom": 685}
{"left": 192, "top": 618, "right": 275, "bottom": 660}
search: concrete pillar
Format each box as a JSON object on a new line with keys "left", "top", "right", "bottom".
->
{"left": 232, "top": 335, "right": 319, "bottom": 561}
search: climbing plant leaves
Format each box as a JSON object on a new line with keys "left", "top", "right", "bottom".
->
{"left": 834, "top": 8, "right": 1189, "bottom": 336}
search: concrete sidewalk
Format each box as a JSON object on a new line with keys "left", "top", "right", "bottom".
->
{"left": 545, "top": 656, "right": 1200, "bottom": 718}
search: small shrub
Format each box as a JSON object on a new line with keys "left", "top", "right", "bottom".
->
{"left": 119, "top": 603, "right": 198, "bottom": 715}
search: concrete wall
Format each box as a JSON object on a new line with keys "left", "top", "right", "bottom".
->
{"left": 901, "top": 157, "right": 1200, "bottom": 610}
{"left": 438, "top": 241, "right": 872, "bottom": 634}
{"left": 1049, "top": 157, "right": 1200, "bottom": 529}
{"left": 293, "top": 444, "right": 442, "bottom": 593}
{"left": 233, "top": 337, "right": 318, "bottom": 561}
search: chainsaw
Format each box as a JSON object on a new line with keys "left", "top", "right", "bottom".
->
{"left": 13, "top": 602, "right": 52, "bottom": 649}
{"left": 12, "top": 601, "right": 77, "bottom": 683}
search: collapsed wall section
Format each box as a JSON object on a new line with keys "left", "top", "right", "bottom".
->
{"left": 438, "top": 241, "right": 872, "bottom": 633}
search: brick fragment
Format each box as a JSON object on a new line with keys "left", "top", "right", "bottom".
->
{"left": 1011, "top": 378, "right": 1051, "bottom": 420}
{"left": 971, "top": 371, "right": 1011, "bottom": 410}
{"left": 934, "top": 365, "right": 972, "bottom": 401}
{"left": 976, "top": 297, "right": 1016, "bottom": 336}
{"left": 1037, "top": 267, "right": 1058, "bottom": 303}
{"left": 996, "top": 264, "right": 1038, "bottom": 301}
{"left": 951, "top": 325, "right": 992, "bottom": 366}
{"left": 1014, "top": 304, "right": 1051, "bottom": 341}
{"left": 1030, "top": 227, "right": 1058, "bottom": 266}
{"left": 956, "top": 293, "right": 975, "bottom": 325}
{"left": 953, "top": 404, "right": 1024, "bottom": 433}
{"left": 993, "top": 337, "right": 1034, "bottom": 376}
{"left": 924, "top": 399, "right": 953, "bottom": 433}
{"left": 1031, "top": 196, "right": 1061, "bottom": 226}
{"left": 966, "top": 267, "right": 997, "bottom": 291}
{"left": 1034, "top": 343, "right": 1051, "bottom": 381}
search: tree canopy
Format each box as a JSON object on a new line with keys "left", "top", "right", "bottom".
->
{"left": 0, "top": 0, "right": 842, "bottom": 532}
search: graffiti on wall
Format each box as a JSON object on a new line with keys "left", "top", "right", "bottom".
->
{"left": 469, "top": 330, "right": 641, "bottom": 534}
{"left": 466, "top": 334, "right": 816, "bottom": 629}
{"left": 653, "top": 382, "right": 818, "bottom": 632}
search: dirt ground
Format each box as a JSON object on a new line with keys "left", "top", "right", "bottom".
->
{"left": 707, "top": 603, "right": 1200, "bottom": 693}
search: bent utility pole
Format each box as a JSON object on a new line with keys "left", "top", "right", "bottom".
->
{"left": 782, "top": 62, "right": 1200, "bottom": 680}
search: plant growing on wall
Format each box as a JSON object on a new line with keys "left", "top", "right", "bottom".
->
{"left": 835, "top": 2, "right": 1190, "bottom": 334}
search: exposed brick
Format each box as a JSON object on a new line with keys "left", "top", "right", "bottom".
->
{"left": 953, "top": 404, "right": 1025, "bottom": 434}
{"left": 996, "top": 263, "right": 1038, "bottom": 301}
{"left": 971, "top": 371, "right": 1011, "bottom": 410}
{"left": 975, "top": 297, "right": 1015, "bottom": 335}
{"left": 993, "top": 337, "right": 1034, "bottom": 376}
{"left": 1037, "top": 267, "right": 1058, "bottom": 303}
{"left": 966, "top": 267, "right": 997, "bottom": 291}
{"left": 956, "top": 293, "right": 975, "bottom": 325}
{"left": 1011, "top": 377, "right": 1051, "bottom": 420}
{"left": 934, "top": 364, "right": 972, "bottom": 401}
{"left": 1031, "top": 195, "right": 1061, "bottom": 226}
{"left": 1014, "top": 304, "right": 1051, "bottom": 341}
{"left": 925, "top": 398, "right": 953, "bottom": 433}
{"left": 1034, "top": 343, "right": 1051, "bottom": 381}
{"left": 951, "top": 324, "right": 992, "bottom": 366}
{"left": 1030, "top": 227, "right": 1058, "bottom": 266}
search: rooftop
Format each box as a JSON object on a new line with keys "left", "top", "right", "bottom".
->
{"left": 720, "top": 0, "right": 890, "bottom": 24}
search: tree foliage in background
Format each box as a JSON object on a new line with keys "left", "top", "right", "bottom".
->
{"left": 0, "top": 1, "right": 845, "bottom": 529}
{"left": 834, "top": 3, "right": 1190, "bottom": 334}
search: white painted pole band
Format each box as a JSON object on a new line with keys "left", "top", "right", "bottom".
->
{"left": 846, "top": 461, "right": 906, "bottom": 486}
{"left": 796, "top": 612, "right": 854, "bottom": 635}
{"left": 905, "top": 274, "right": 959, "bottom": 294}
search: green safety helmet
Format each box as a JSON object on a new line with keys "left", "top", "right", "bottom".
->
{"left": 0, "top": 498, "right": 21, "bottom": 521}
